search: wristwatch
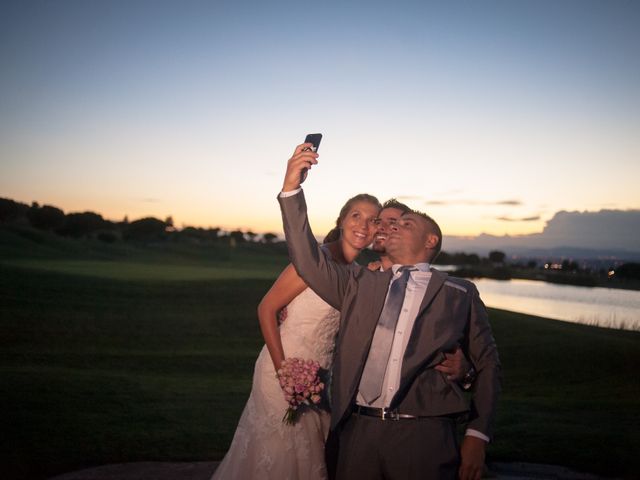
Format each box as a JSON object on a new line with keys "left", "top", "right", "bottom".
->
{"left": 461, "top": 367, "right": 476, "bottom": 390}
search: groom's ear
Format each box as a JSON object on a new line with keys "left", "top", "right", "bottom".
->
{"left": 424, "top": 233, "right": 439, "bottom": 250}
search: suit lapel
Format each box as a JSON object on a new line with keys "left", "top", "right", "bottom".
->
{"left": 398, "top": 268, "right": 448, "bottom": 382}
{"left": 417, "top": 268, "right": 448, "bottom": 319}
{"left": 370, "top": 269, "right": 393, "bottom": 327}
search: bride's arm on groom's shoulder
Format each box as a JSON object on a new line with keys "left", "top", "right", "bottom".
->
{"left": 257, "top": 264, "right": 308, "bottom": 371}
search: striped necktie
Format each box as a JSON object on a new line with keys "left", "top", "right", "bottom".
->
{"left": 359, "top": 266, "right": 415, "bottom": 404}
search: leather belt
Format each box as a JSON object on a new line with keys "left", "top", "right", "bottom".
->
{"left": 352, "top": 405, "right": 418, "bottom": 420}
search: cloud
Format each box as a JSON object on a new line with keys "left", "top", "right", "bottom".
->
{"left": 424, "top": 199, "right": 523, "bottom": 206}
{"left": 541, "top": 210, "right": 640, "bottom": 246}
{"left": 496, "top": 215, "right": 540, "bottom": 222}
{"left": 396, "top": 195, "right": 424, "bottom": 201}
{"left": 445, "top": 209, "right": 640, "bottom": 256}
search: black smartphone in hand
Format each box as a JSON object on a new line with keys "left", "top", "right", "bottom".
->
{"left": 301, "top": 133, "right": 322, "bottom": 183}
{"left": 304, "top": 133, "right": 322, "bottom": 152}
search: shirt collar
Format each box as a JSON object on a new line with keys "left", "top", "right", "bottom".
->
{"left": 391, "top": 262, "right": 430, "bottom": 274}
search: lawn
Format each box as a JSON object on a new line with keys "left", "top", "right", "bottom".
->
{"left": 1, "top": 262, "right": 274, "bottom": 480}
{"left": 0, "top": 237, "right": 638, "bottom": 479}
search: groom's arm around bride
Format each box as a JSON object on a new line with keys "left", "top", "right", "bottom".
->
{"left": 278, "top": 143, "right": 501, "bottom": 480}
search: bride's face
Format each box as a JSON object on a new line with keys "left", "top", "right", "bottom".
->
{"left": 340, "top": 201, "right": 379, "bottom": 252}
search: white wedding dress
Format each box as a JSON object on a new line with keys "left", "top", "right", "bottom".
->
{"left": 211, "top": 285, "right": 341, "bottom": 480}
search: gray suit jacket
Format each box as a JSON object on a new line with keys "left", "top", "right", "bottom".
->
{"left": 279, "top": 191, "right": 501, "bottom": 438}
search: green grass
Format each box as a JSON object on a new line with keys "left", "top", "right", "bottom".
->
{"left": 1, "top": 236, "right": 639, "bottom": 479}
{"left": 0, "top": 258, "right": 286, "bottom": 281}
{"left": 0, "top": 262, "right": 273, "bottom": 480}
{"left": 487, "top": 309, "right": 639, "bottom": 475}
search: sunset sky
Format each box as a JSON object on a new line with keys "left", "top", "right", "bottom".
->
{"left": 2, "top": 0, "right": 639, "bottom": 239}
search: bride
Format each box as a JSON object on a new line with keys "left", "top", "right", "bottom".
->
{"left": 211, "top": 181, "right": 381, "bottom": 478}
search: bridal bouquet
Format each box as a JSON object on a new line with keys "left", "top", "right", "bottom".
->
{"left": 276, "top": 357, "right": 325, "bottom": 425}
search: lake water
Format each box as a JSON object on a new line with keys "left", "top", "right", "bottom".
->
{"left": 472, "top": 278, "right": 640, "bottom": 331}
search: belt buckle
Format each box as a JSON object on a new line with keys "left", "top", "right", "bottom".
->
{"left": 381, "top": 408, "right": 400, "bottom": 421}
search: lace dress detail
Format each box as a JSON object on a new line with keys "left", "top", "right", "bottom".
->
{"left": 211, "top": 287, "right": 340, "bottom": 480}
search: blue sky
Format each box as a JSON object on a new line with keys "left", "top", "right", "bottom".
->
{"left": 1, "top": 0, "right": 639, "bottom": 238}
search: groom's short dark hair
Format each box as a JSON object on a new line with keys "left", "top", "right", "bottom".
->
{"left": 411, "top": 209, "right": 443, "bottom": 260}
{"left": 381, "top": 198, "right": 411, "bottom": 214}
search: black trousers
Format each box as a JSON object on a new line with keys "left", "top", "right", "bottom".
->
{"left": 330, "top": 413, "right": 460, "bottom": 480}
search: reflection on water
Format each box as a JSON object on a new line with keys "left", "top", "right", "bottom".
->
{"left": 473, "top": 278, "right": 640, "bottom": 331}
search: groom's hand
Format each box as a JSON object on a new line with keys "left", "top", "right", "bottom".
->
{"left": 459, "top": 435, "right": 486, "bottom": 480}
{"left": 435, "top": 346, "right": 469, "bottom": 382}
{"left": 283, "top": 143, "right": 319, "bottom": 192}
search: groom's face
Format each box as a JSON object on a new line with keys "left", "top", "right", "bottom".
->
{"left": 371, "top": 207, "right": 404, "bottom": 254}
{"left": 386, "top": 213, "right": 438, "bottom": 263}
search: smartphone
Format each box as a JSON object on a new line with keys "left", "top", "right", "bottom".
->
{"left": 300, "top": 133, "right": 322, "bottom": 183}
{"left": 303, "top": 133, "right": 322, "bottom": 152}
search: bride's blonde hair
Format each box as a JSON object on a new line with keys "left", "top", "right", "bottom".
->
{"left": 323, "top": 193, "right": 381, "bottom": 243}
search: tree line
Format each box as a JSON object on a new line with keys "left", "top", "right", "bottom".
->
{"left": 3, "top": 196, "right": 638, "bottom": 284}
{"left": 0, "top": 197, "right": 279, "bottom": 244}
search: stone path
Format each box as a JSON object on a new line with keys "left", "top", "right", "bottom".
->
{"left": 49, "top": 462, "right": 218, "bottom": 480}
{"left": 48, "top": 461, "right": 614, "bottom": 480}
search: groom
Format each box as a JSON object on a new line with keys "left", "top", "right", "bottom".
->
{"left": 279, "top": 143, "right": 501, "bottom": 480}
